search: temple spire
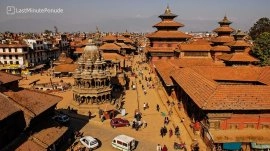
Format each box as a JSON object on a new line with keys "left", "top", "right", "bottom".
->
{"left": 165, "top": 4, "right": 171, "bottom": 15}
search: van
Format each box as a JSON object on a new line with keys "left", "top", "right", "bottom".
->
{"left": 112, "top": 135, "right": 136, "bottom": 151}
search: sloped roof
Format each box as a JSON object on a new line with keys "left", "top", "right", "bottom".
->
{"left": 178, "top": 44, "right": 211, "bottom": 51}
{"left": 99, "top": 43, "right": 121, "bottom": 51}
{"left": 153, "top": 61, "right": 177, "bottom": 86}
{"left": 211, "top": 36, "right": 234, "bottom": 43}
{"left": 217, "top": 52, "right": 259, "bottom": 62}
{"left": 153, "top": 21, "right": 184, "bottom": 27}
{"left": 172, "top": 68, "right": 217, "bottom": 108}
{"left": 31, "top": 121, "right": 68, "bottom": 148}
{"left": 54, "top": 64, "right": 78, "bottom": 73}
{"left": 102, "top": 34, "right": 117, "bottom": 41}
{"left": 74, "top": 47, "right": 85, "bottom": 54}
{"left": 191, "top": 66, "right": 262, "bottom": 82}
{"left": 0, "top": 71, "right": 22, "bottom": 84}
{"left": 211, "top": 45, "right": 231, "bottom": 52}
{"left": 0, "top": 93, "right": 21, "bottom": 121}
{"left": 123, "top": 38, "right": 133, "bottom": 43}
{"left": 171, "top": 66, "right": 270, "bottom": 110}
{"left": 3, "top": 89, "right": 62, "bottom": 124}
{"left": 170, "top": 58, "right": 223, "bottom": 67}
{"left": 0, "top": 44, "right": 28, "bottom": 48}
{"left": 213, "top": 26, "right": 234, "bottom": 33}
{"left": 225, "top": 40, "right": 251, "bottom": 47}
{"left": 146, "top": 31, "right": 192, "bottom": 39}
{"left": 116, "top": 43, "right": 130, "bottom": 49}
{"left": 102, "top": 53, "right": 125, "bottom": 61}
{"left": 258, "top": 67, "right": 270, "bottom": 85}
{"left": 147, "top": 47, "right": 175, "bottom": 52}
{"left": 54, "top": 53, "right": 73, "bottom": 64}
{"left": 116, "top": 35, "right": 126, "bottom": 41}
{"left": 191, "top": 39, "right": 213, "bottom": 45}
{"left": 16, "top": 139, "right": 46, "bottom": 151}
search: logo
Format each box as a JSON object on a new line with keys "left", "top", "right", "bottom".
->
{"left": 6, "top": 6, "right": 15, "bottom": 15}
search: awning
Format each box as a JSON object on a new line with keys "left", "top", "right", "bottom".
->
{"left": 251, "top": 142, "right": 270, "bottom": 149}
{"left": 223, "top": 142, "right": 242, "bottom": 150}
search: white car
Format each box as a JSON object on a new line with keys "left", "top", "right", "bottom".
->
{"left": 80, "top": 136, "right": 99, "bottom": 149}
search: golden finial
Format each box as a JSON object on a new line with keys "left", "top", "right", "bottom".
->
{"left": 164, "top": 4, "right": 171, "bottom": 14}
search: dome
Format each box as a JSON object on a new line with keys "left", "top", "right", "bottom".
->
{"left": 83, "top": 42, "right": 99, "bottom": 62}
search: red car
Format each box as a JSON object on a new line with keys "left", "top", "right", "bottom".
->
{"left": 110, "top": 118, "right": 130, "bottom": 128}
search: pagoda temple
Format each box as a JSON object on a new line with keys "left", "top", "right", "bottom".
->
{"left": 211, "top": 16, "right": 235, "bottom": 60}
{"left": 146, "top": 6, "right": 191, "bottom": 61}
{"left": 217, "top": 30, "right": 259, "bottom": 66}
{"left": 72, "top": 42, "right": 113, "bottom": 106}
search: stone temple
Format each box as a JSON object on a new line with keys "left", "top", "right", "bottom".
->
{"left": 72, "top": 41, "right": 113, "bottom": 105}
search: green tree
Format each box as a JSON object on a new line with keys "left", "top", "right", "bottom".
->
{"left": 44, "top": 29, "right": 52, "bottom": 35}
{"left": 252, "top": 32, "right": 270, "bottom": 66}
{"left": 249, "top": 17, "right": 270, "bottom": 40}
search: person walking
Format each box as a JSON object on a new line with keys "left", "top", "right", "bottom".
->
{"left": 143, "top": 102, "right": 146, "bottom": 110}
{"left": 169, "top": 128, "right": 173, "bottom": 138}
{"left": 156, "top": 104, "right": 160, "bottom": 112}
{"left": 157, "top": 144, "right": 162, "bottom": 151}
{"left": 162, "top": 145, "right": 168, "bottom": 151}
{"left": 160, "top": 127, "right": 164, "bottom": 138}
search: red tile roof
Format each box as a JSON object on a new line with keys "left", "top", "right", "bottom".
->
{"left": 54, "top": 53, "right": 74, "bottom": 64}
{"left": 225, "top": 40, "right": 251, "bottom": 47}
{"left": 217, "top": 52, "right": 259, "bottom": 62}
{"left": 16, "top": 121, "right": 68, "bottom": 150}
{"left": 178, "top": 44, "right": 211, "bottom": 51}
{"left": 102, "top": 34, "right": 117, "bottom": 41}
{"left": 147, "top": 47, "right": 175, "bottom": 52}
{"left": 31, "top": 121, "right": 68, "bottom": 148}
{"left": 16, "top": 139, "right": 46, "bottom": 151}
{"left": 191, "top": 39, "right": 213, "bottom": 45}
{"left": 153, "top": 58, "right": 224, "bottom": 86}
{"left": 74, "top": 47, "right": 85, "bottom": 54}
{"left": 257, "top": 67, "right": 270, "bottom": 85}
{"left": 153, "top": 61, "right": 177, "bottom": 86}
{"left": 102, "top": 53, "right": 125, "bottom": 61}
{"left": 3, "top": 89, "right": 62, "bottom": 124}
{"left": 54, "top": 64, "right": 78, "bottom": 73}
{"left": 211, "top": 45, "right": 231, "bottom": 52}
{"left": 171, "top": 66, "right": 270, "bottom": 110}
{"left": 0, "top": 93, "right": 20, "bottom": 121}
{"left": 147, "top": 31, "right": 192, "bottom": 39}
{"left": 116, "top": 43, "right": 130, "bottom": 49}
{"left": 99, "top": 43, "right": 121, "bottom": 51}
{"left": 213, "top": 26, "right": 234, "bottom": 33}
{"left": 211, "top": 36, "right": 234, "bottom": 43}
{"left": 153, "top": 21, "right": 184, "bottom": 27}
{"left": 0, "top": 71, "right": 22, "bottom": 84}
{"left": 170, "top": 58, "right": 224, "bottom": 67}
{"left": 123, "top": 38, "right": 133, "bottom": 43}
{"left": 0, "top": 44, "right": 28, "bottom": 48}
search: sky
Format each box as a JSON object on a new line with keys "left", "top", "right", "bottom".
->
{"left": 0, "top": 0, "right": 270, "bottom": 33}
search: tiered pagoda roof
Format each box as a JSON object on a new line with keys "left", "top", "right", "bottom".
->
{"left": 217, "top": 30, "right": 258, "bottom": 63}
{"left": 211, "top": 16, "right": 235, "bottom": 45}
{"left": 147, "top": 31, "right": 191, "bottom": 39}
{"left": 147, "top": 5, "right": 191, "bottom": 40}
